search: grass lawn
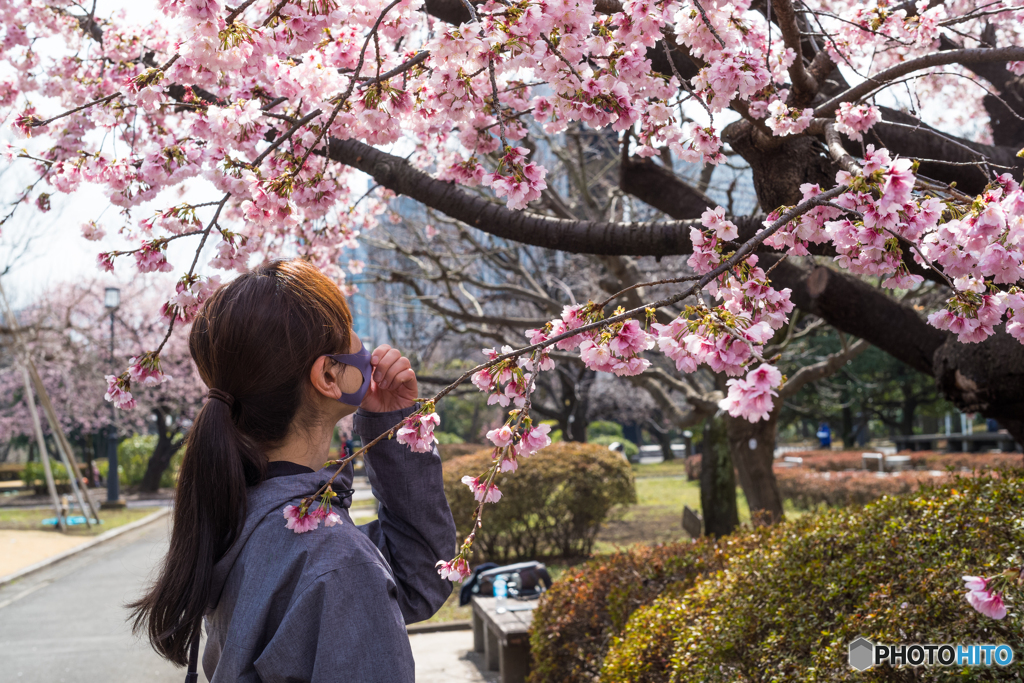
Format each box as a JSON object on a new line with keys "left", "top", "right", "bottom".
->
{"left": 632, "top": 459, "right": 691, "bottom": 479}
{"left": 0, "top": 506, "right": 164, "bottom": 536}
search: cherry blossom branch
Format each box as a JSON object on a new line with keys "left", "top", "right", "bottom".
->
{"left": 31, "top": 93, "right": 120, "bottom": 127}
{"left": 596, "top": 274, "right": 703, "bottom": 311}
{"left": 224, "top": 0, "right": 260, "bottom": 24}
{"left": 152, "top": 192, "right": 231, "bottom": 355}
{"left": 288, "top": 0, "right": 406, "bottom": 175}
{"left": 29, "top": 54, "right": 180, "bottom": 128}
{"left": 260, "top": 0, "right": 289, "bottom": 26}
{"left": 358, "top": 50, "right": 430, "bottom": 86}
{"left": 249, "top": 108, "right": 324, "bottom": 169}
{"left": 822, "top": 121, "right": 862, "bottom": 174}
{"left": 302, "top": 183, "right": 848, "bottom": 503}
{"left": 692, "top": 0, "right": 726, "bottom": 47}
{"left": 814, "top": 46, "right": 1024, "bottom": 116}
{"left": 771, "top": 0, "right": 816, "bottom": 101}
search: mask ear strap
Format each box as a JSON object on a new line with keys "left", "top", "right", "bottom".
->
{"left": 327, "top": 348, "right": 371, "bottom": 404}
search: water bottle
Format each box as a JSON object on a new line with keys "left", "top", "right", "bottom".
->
{"left": 494, "top": 576, "right": 508, "bottom": 613}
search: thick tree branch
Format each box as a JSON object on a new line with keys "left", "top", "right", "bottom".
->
{"left": 324, "top": 137, "right": 761, "bottom": 255}
{"left": 619, "top": 157, "right": 714, "bottom": 220}
{"left": 772, "top": 0, "right": 817, "bottom": 103}
{"left": 778, "top": 338, "right": 869, "bottom": 400}
{"left": 814, "top": 46, "right": 1024, "bottom": 116}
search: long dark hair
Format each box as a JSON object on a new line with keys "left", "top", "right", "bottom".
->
{"left": 129, "top": 259, "right": 353, "bottom": 666}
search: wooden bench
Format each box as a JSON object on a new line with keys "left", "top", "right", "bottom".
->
{"left": 471, "top": 595, "right": 537, "bottom": 683}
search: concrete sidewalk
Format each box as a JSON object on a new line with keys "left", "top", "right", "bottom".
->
{"left": 0, "top": 511, "right": 499, "bottom": 682}
{"left": 411, "top": 630, "right": 498, "bottom": 683}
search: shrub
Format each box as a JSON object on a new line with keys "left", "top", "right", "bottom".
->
{"left": 442, "top": 442, "right": 635, "bottom": 562}
{"left": 434, "top": 430, "right": 465, "bottom": 445}
{"left": 540, "top": 419, "right": 563, "bottom": 442}
{"left": 602, "top": 471, "right": 1024, "bottom": 682}
{"left": 437, "top": 442, "right": 481, "bottom": 461}
{"left": 586, "top": 420, "right": 624, "bottom": 440}
{"left": 781, "top": 449, "right": 1022, "bottom": 472}
{"left": 528, "top": 540, "right": 740, "bottom": 683}
{"left": 775, "top": 468, "right": 958, "bottom": 509}
{"left": 24, "top": 459, "right": 75, "bottom": 494}
{"left": 117, "top": 435, "right": 184, "bottom": 488}
{"left": 589, "top": 434, "right": 639, "bottom": 459}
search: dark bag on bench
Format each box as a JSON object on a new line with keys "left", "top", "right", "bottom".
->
{"left": 458, "top": 561, "right": 552, "bottom": 606}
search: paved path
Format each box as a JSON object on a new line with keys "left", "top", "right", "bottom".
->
{"left": 0, "top": 516, "right": 183, "bottom": 682}
{"left": 0, "top": 515, "right": 493, "bottom": 682}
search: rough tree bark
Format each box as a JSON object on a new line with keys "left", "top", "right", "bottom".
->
{"left": 725, "top": 412, "right": 784, "bottom": 525}
{"left": 700, "top": 413, "right": 740, "bottom": 537}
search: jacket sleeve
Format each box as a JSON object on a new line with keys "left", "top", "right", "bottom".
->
{"left": 253, "top": 563, "right": 415, "bottom": 683}
{"left": 353, "top": 406, "right": 457, "bottom": 623}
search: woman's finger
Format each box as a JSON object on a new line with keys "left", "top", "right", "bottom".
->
{"left": 370, "top": 344, "right": 391, "bottom": 367}
{"left": 391, "top": 367, "right": 417, "bottom": 391}
{"left": 380, "top": 356, "right": 411, "bottom": 390}
{"left": 373, "top": 348, "right": 402, "bottom": 385}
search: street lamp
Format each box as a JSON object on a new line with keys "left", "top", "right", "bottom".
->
{"left": 101, "top": 287, "right": 125, "bottom": 509}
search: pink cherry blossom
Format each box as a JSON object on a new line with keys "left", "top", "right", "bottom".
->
{"left": 104, "top": 375, "right": 136, "bottom": 410}
{"left": 128, "top": 353, "right": 172, "bottom": 387}
{"left": 963, "top": 576, "right": 1007, "bottom": 620}
{"left": 834, "top": 102, "right": 881, "bottom": 141}
{"left": 518, "top": 423, "right": 551, "bottom": 457}
{"left": 396, "top": 411, "right": 441, "bottom": 453}
{"left": 284, "top": 504, "right": 319, "bottom": 533}
{"left": 436, "top": 557, "right": 472, "bottom": 582}
{"left": 486, "top": 424, "right": 515, "bottom": 448}
{"left": 462, "top": 475, "right": 502, "bottom": 503}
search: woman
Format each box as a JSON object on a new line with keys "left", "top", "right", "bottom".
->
{"left": 130, "top": 260, "right": 457, "bottom": 682}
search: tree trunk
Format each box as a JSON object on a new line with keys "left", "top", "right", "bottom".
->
{"left": 841, "top": 404, "right": 854, "bottom": 448}
{"left": 726, "top": 412, "right": 784, "bottom": 525}
{"left": 900, "top": 397, "right": 918, "bottom": 436}
{"left": 557, "top": 366, "right": 595, "bottom": 442}
{"left": 700, "top": 414, "right": 739, "bottom": 537}
{"left": 646, "top": 420, "right": 675, "bottom": 460}
{"left": 139, "top": 408, "right": 182, "bottom": 493}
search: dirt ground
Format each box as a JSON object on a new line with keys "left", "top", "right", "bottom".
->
{"left": 0, "top": 530, "right": 90, "bottom": 577}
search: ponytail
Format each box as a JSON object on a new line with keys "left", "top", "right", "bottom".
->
{"left": 129, "top": 394, "right": 264, "bottom": 665}
{"left": 128, "top": 259, "right": 353, "bottom": 666}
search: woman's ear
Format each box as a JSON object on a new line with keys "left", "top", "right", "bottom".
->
{"left": 309, "top": 356, "right": 362, "bottom": 399}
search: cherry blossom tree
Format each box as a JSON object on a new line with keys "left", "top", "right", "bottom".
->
{"left": 4, "top": 0, "right": 1024, "bottom": 570}
{"left": 0, "top": 280, "right": 205, "bottom": 489}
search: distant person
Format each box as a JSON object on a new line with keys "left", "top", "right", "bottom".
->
{"left": 816, "top": 421, "right": 832, "bottom": 449}
{"left": 987, "top": 418, "right": 1001, "bottom": 432}
{"left": 129, "top": 260, "right": 456, "bottom": 682}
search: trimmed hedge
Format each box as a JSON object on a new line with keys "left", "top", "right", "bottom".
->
{"left": 600, "top": 471, "right": 1024, "bottom": 682}
{"left": 442, "top": 442, "right": 635, "bottom": 562}
{"left": 528, "top": 540, "right": 743, "bottom": 683}
{"left": 784, "top": 450, "right": 1022, "bottom": 472}
{"left": 775, "top": 468, "right": 959, "bottom": 509}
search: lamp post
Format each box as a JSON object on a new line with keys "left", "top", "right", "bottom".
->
{"left": 101, "top": 287, "right": 125, "bottom": 509}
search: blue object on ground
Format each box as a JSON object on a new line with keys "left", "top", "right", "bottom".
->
{"left": 42, "top": 516, "right": 102, "bottom": 527}
{"left": 816, "top": 422, "right": 832, "bottom": 448}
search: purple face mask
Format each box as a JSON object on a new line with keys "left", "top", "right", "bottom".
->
{"left": 326, "top": 346, "right": 373, "bottom": 406}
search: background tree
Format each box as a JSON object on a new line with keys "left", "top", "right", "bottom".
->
{"left": 0, "top": 280, "right": 204, "bottom": 489}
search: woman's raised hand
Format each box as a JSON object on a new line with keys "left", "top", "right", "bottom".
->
{"left": 361, "top": 344, "right": 418, "bottom": 413}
